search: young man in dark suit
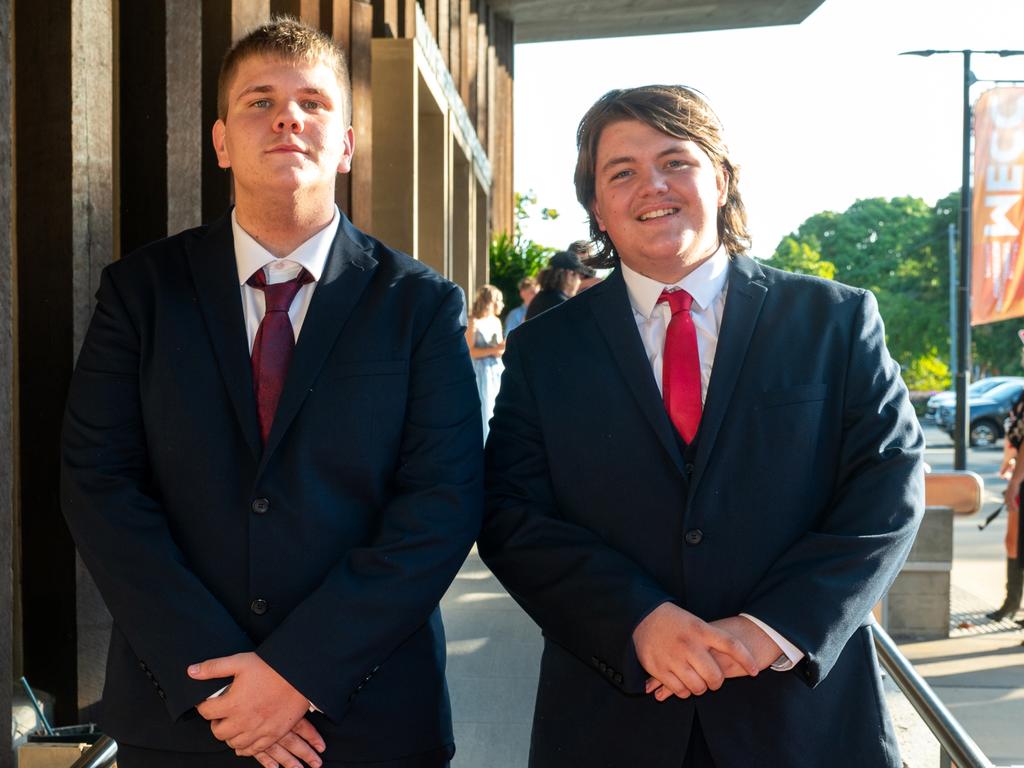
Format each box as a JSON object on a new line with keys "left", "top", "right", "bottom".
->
{"left": 61, "top": 18, "right": 482, "bottom": 768}
{"left": 479, "top": 85, "right": 925, "bottom": 767}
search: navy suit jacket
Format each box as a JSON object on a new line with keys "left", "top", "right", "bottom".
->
{"left": 61, "top": 210, "right": 483, "bottom": 761}
{"left": 479, "top": 255, "right": 924, "bottom": 768}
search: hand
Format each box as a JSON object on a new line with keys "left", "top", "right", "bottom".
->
{"left": 632, "top": 603, "right": 758, "bottom": 702}
{"left": 709, "top": 616, "right": 784, "bottom": 671}
{"left": 190, "top": 652, "right": 316, "bottom": 755}
{"left": 253, "top": 719, "right": 326, "bottom": 768}
{"left": 999, "top": 449, "right": 1016, "bottom": 479}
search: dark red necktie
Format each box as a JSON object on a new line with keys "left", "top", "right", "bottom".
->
{"left": 659, "top": 289, "right": 702, "bottom": 443}
{"left": 247, "top": 266, "right": 313, "bottom": 445}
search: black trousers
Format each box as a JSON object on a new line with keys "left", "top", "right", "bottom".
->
{"left": 116, "top": 743, "right": 453, "bottom": 768}
{"left": 682, "top": 715, "right": 715, "bottom": 768}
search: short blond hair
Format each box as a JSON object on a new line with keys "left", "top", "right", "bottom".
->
{"left": 218, "top": 16, "right": 352, "bottom": 126}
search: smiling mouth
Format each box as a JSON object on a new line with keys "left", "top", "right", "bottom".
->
{"left": 637, "top": 208, "right": 678, "bottom": 221}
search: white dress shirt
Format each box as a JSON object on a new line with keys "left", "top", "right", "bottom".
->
{"left": 232, "top": 206, "right": 341, "bottom": 351}
{"left": 620, "top": 246, "right": 804, "bottom": 671}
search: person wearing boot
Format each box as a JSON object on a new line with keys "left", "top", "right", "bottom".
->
{"left": 992, "top": 392, "right": 1024, "bottom": 622}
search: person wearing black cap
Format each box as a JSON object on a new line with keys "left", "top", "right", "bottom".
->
{"left": 524, "top": 250, "right": 596, "bottom": 321}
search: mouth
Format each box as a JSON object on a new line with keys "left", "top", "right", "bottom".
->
{"left": 637, "top": 207, "right": 679, "bottom": 222}
{"left": 267, "top": 144, "right": 308, "bottom": 155}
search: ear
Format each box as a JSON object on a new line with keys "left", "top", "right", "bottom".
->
{"left": 337, "top": 125, "right": 355, "bottom": 175}
{"left": 212, "top": 120, "right": 231, "bottom": 169}
{"left": 590, "top": 200, "right": 607, "bottom": 233}
{"left": 716, "top": 167, "right": 729, "bottom": 207}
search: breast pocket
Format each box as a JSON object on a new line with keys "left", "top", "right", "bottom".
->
{"left": 753, "top": 383, "right": 828, "bottom": 474}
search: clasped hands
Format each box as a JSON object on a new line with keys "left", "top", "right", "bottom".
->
{"left": 189, "top": 652, "right": 324, "bottom": 768}
{"left": 632, "top": 603, "right": 783, "bottom": 702}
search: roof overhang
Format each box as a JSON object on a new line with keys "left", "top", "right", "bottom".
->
{"left": 487, "top": 0, "right": 828, "bottom": 44}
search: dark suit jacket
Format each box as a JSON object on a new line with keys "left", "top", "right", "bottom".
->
{"left": 61, "top": 210, "right": 483, "bottom": 761}
{"left": 478, "top": 255, "right": 924, "bottom": 768}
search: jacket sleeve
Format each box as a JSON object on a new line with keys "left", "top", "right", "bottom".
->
{"left": 254, "top": 283, "right": 484, "bottom": 719}
{"left": 61, "top": 266, "right": 254, "bottom": 720}
{"left": 740, "top": 289, "right": 925, "bottom": 687}
{"left": 478, "top": 332, "right": 673, "bottom": 694}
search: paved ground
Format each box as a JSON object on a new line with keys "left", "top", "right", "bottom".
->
{"left": 440, "top": 422, "right": 1024, "bottom": 767}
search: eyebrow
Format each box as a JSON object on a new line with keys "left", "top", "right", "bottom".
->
{"left": 601, "top": 144, "right": 689, "bottom": 173}
{"left": 235, "top": 85, "right": 330, "bottom": 102}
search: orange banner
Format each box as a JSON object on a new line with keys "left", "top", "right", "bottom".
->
{"left": 972, "top": 87, "right": 1024, "bottom": 325}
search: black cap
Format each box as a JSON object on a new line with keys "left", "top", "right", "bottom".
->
{"left": 549, "top": 250, "right": 596, "bottom": 278}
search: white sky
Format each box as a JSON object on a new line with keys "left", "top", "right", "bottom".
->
{"left": 513, "top": 0, "right": 1024, "bottom": 259}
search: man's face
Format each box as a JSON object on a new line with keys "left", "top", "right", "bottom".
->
{"left": 591, "top": 119, "right": 726, "bottom": 281}
{"left": 212, "top": 54, "right": 354, "bottom": 203}
{"left": 519, "top": 285, "right": 538, "bottom": 304}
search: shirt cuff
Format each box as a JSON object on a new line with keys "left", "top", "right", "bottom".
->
{"left": 739, "top": 613, "right": 805, "bottom": 671}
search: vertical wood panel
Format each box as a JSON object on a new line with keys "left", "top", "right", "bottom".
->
{"left": 14, "top": 0, "right": 78, "bottom": 727}
{"left": 424, "top": 0, "right": 437, "bottom": 39}
{"left": 372, "top": 0, "right": 398, "bottom": 37}
{"left": 0, "top": 0, "right": 15, "bottom": 762}
{"left": 475, "top": 2, "right": 488, "bottom": 149}
{"left": 167, "top": 0, "right": 203, "bottom": 235}
{"left": 437, "top": 0, "right": 449, "bottom": 70}
{"left": 349, "top": 0, "right": 373, "bottom": 230}
{"left": 271, "top": 0, "right": 320, "bottom": 23}
{"left": 234, "top": 0, "right": 271, "bottom": 39}
{"left": 201, "top": 2, "right": 232, "bottom": 221}
{"left": 448, "top": 0, "right": 460, "bottom": 96}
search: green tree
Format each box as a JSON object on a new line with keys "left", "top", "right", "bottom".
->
{"left": 488, "top": 191, "right": 558, "bottom": 316}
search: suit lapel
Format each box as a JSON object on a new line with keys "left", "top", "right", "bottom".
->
{"left": 690, "top": 254, "right": 767, "bottom": 494}
{"left": 187, "top": 211, "right": 262, "bottom": 460}
{"left": 258, "top": 213, "right": 378, "bottom": 470}
{"left": 590, "top": 268, "right": 687, "bottom": 476}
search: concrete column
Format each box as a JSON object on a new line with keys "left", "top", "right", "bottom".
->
{"left": 0, "top": 0, "right": 16, "bottom": 763}
{"left": 371, "top": 39, "right": 417, "bottom": 256}
{"left": 451, "top": 141, "right": 474, "bottom": 300}
{"left": 417, "top": 74, "right": 449, "bottom": 276}
{"left": 167, "top": 0, "right": 203, "bottom": 234}
{"left": 71, "top": 0, "right": 117, "bottom": 718}
{"left": 475, "top": 173, "right": 488, "bottom": 287}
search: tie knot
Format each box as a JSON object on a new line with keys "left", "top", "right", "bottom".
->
{"left": 248, "top": 267, "right": 313, "bottom": 312}
{"left": 659, "top": 289, "right": 694, "bottom": 315}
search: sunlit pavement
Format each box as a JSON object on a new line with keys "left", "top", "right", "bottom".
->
{"left": 440, "top": 422, "right": 1024, "bottom": 767}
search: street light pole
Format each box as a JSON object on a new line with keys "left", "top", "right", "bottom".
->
{"left": 901, "top": 49, "right": 1024, "bottom": 470}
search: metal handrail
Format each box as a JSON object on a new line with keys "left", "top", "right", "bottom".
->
{"left": 871, "top": 620, "right": 995, "bottom": 768}
{"left": 69, "top": 734, "right": 117, "bottom": 768}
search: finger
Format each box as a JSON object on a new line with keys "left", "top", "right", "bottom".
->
{"left": 651, "top": 670, "right": 689, "bottom": 700}
{"left": 257, "top": 744, "right": 304, "bottom": 768}
{"left": 644, "top": 676, "right": 662, "bottom": 695}
{"left": 196, "top": 695, "right": 230, "bottom": 721}
{"left": 676, "top": 666, "right": 709, "bottom": 697}
{"left": 211, "top": 718, "right": 246, "bottom": 745}
{"left": 276, "top": 732, "right": 324, "bottom": 767}
{"left": 253, "top": 752, "right": 279, "bottom": 768}
{"left": 188, "top": 655, "right": 239, "bottom": 680}
{"left": 292, "top": 717, "right": 326, "bottom": 753}
{"left": 707, "top": 629, "right": 759, "bottom": 676}
{"left": 686, "top": 647, "right": 725, "bottom": 691}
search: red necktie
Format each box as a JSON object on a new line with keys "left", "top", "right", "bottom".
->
{"left": 659, "top": 289, "right": 702, "bottom": 443}
{"left": 247, "top": 266, "right": 313, "bottom": 445}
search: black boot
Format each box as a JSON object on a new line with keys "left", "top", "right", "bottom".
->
{"left": 988, "top": 558, "right": 1023, "bottom": 621}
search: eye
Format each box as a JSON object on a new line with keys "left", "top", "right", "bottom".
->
{"left": 301, "top": 99, "right": 324, "bottom": 110}
{"left": 251, "top": 98, "right": 271, "bottom": 109}
{"left": 611, "top": 168, "right": 633, "bottom": 180}
{"left": 666, "top": 159, "right": 687, "bottom": 169}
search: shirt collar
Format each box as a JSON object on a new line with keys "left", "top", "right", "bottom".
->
{"left": 232, "top": 205, "right": 340, "bottom": 285}
{"left": 620, "top": 244, "right": 730, "bottom": 319}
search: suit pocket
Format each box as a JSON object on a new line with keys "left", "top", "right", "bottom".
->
{"left": 758, "top": 383, "right": 827, "bottom": 409}
{"left": 320, "top": 359, "right": 408, "bottom": 380}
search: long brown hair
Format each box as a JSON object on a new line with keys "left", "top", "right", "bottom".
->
{"left": 574, "top": 85, "right": 750, "bottom": 267}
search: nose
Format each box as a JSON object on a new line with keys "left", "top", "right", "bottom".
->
{"left": 639, "top": 166, "right": 669, "bottom": 194}
{"left": 274, "top": 101, "right": 305, "bottom": 133}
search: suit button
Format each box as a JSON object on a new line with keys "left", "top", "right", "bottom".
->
{"left": 251, "top": 498, "right": 270, "bottom": 515}
{"left": 685, "top": 529, "right": 703, "bottom": 545}
{"left": 250, "top": 598, "right": 269, "bottom": 615}
{"left": 614, "top": 673, "right": 623, "bottom": 684}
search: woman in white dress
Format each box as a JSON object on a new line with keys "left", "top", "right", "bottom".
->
{"left": 466, "top": 284, "right": 505, "bottom": 439}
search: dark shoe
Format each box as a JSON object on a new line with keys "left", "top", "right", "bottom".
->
{"left": 988, "top": 558, "right": 1023, "bottom": 620}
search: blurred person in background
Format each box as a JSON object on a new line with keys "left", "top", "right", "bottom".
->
{"left": 524, "top": 250, "right": 595, "bottom": 321}
{"left": 504, "top": 276, "right": 539, "bottom": 337}
{"left": 467, "top": 284, "right": 505, "bottom": 439}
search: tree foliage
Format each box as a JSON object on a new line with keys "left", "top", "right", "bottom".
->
{"left": 767, "top": 191, "right": 1024, "bottom": 389}
{"left": 488, "top": 191, "right": 558, "bottom": 316}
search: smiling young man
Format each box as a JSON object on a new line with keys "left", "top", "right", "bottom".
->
{"left": 61, "top": 18, "right": 482, "bottom": 768}
{"left": 479, "top": 85, "right": 925, "bottom": 767}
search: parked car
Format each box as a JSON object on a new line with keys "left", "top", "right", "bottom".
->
{"left": 925, "top": 376, "right": 1024, "bottom": 422}
{"left": 935, "top": 380, "right": 1024, "bottom": 446}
